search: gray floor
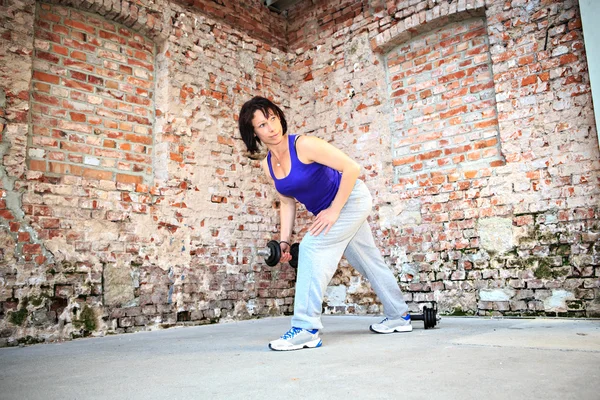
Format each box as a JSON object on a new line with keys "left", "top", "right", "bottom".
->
{"left": 0, "top": 316, "right": 599, "bottom": 400}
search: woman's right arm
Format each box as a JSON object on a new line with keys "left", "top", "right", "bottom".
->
{"left": 278, "top": 194, "right": 296, "bottom": 244}
{"left": 262, "top": 158, "right": 296, "bottom": 263}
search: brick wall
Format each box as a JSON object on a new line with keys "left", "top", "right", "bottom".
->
{"left": 30, "top": 3, "right": 155, "bottom": 183}
{"left": 0, "top": 0, "right": 598, "bottom": 346}
{"left": 388, "top": 17, "right": 504, "bottom": 183}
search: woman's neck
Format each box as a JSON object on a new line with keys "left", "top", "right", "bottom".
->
{"left": 268, "top": 135, "right": 289, "bottom": 159}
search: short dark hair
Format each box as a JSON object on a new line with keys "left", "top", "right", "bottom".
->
{"left": 238, "top": 96, "right": 287, "bottom": 153}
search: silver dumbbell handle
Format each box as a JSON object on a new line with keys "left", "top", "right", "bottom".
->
{"left": 257, "top": 248, "right": 272, "bottom": 257}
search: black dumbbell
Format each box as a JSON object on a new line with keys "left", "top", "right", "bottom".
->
{"left": 258, "top": 240, "right": 299, "bottom": 268}
{"left": 410, "top": 303, "right": 440, "bottom": 329}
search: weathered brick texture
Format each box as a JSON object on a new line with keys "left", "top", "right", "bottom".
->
{"left": 30, "top": 3, "right": 155, "bottom": 183}
{"left": 0, "top": 0, "right": 598, "bottom": 346}
{"left": 388, "top": 18, "right": 503, "bottom": 181}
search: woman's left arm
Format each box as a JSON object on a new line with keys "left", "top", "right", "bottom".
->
{"left": 297, "top": 136, "right": 361, "bottom": 236}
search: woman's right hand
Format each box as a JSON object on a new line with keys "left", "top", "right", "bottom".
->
{"left": 279, "top": 242, "right": 292, "bottom": 264}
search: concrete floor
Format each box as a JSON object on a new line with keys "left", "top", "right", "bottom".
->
{"left": 0, "top": 316, "right": 599, "bottom": 400}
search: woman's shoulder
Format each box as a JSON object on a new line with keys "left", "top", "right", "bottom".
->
{"left": 295, "top": 135, "right": 331, "bottom": 164}
{"left": 295, "top": 134, "right": 326, "bottom": 151}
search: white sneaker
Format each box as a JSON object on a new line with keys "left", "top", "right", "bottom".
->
{"left": 269, "top": 327, "right": 322, "bottom": 351}
{"left": 370, "top": 315, "right": 412, "bottom": 334}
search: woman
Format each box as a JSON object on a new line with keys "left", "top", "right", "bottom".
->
{"left": 238, "top": 96, "right": 411, "bottom": 351}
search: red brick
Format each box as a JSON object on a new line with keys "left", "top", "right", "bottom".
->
{"left": 52, "top": 24, "right": 69, "bottom": 35}
{"left": 33, "top": 93, "right": 60, "bottom": 106}
{"left": 70, "top": 50, "right": 87, "bottom": 61}
{"left": 170, "top": 153, "right": 184, "bottom": 162}
{"left": 106, "top": 80, "right": 119, "bottom": 89}
{"left": 117, "top": 174, "right": 144, "bottom": 184}
{"left": 518, "top": 55, "right": 534, "bottom": 65}
{"left": 40, "top": 10, "right": 61, "bottom": 23}
{"left": 36, "top": 50, "right": 60, "bottom": 63}
{"left": 63, "top": 79, "right": 94, "bottom": 92}
{"left": 65, "top": 19, "right": 96, "bottom": 34}
{"left": 29, "top": 160, "right": 46, "bottom": 172}
{"left": 99, "top": 30, "right": 127, "bottom": 45}
{"left": 88, "top": 75, "right": 104, "bottom": 85}
{"left": 34, "top": 82, "right": 51, "bottom": 93}
{"left": 83, "top": 168, "right": 113, "bottom": 180}
{"left": 470, "top": 81, "right": 494, "bottom": 93}
{"left": 417, "top": 150, "right": 443, "bottom": 161}
{"left": 33, "top": 71, "right": 60, "bottom": 84}
{"left": 521, "top": 75, "right": 537, "bottom": 86}
{"left": 467, "top": 151, "right": 481, "bottom": 161}
{"left": 18, "top": 232, "right": 31, "bottom": 242}
{"left": 526, "top": 171, "right": 540, "bottom": 180}
{"left": 63, "top": 59, "right": 95, "bottom": 72}
{"left": 438, "top": 71, "right": 466, "bottom": 84}
{"left": 49, "top": 162, "right": 70, "bottom": 174}
{"left": 68, "top": 68, "right": 88, "bottom": 81}
{"left": 52, "top": 44, "right": 69, "bottom": 56}
{"left": 474, "top": 138, "right": 498, "bottom": 149}
{"left": 0, "top": 210, "right": 15, "bottom": 220}
{"left": 440, "top": 105, "right": 467, "bottom": 119}
{"left": 22, "top": 244, "right": 42, "bottom": 254}
{"left": 474, "top": 119, "right": 498, "bottom": 129}
{"left": 125, "top": 134, "right": 153, "bottom": 145}
{"left": 70, "top": 112, "right": 86, "bottom": 122}
{"left": 392, "top": 156, "right": 416, "bottom": 166}
{"left": 559, "top": 53, "right": 578, "bottom": 65}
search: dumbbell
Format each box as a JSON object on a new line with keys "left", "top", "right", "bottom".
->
{"left": 410, "top": 303, "right": 440, "bottom": 329}
{"left": 257, "top": 240, "right": 299, "bottom": 268}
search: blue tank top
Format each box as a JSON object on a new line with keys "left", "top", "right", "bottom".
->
{"left": 267, "top": 134, "right": 341, "bottom": 215}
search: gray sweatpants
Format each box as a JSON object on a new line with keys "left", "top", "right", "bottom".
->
{"left": 290, "top": 179, "right": 409, "bottom": 330}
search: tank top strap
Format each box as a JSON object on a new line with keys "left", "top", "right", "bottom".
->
{"left": 288, "top": 134, "right": 301, "bottom": 166}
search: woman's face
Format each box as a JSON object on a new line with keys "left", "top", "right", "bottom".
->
{"left": 252, "top": 109, "right": 284, "bottom": 145}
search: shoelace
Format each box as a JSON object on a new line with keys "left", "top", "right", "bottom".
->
{"left": 281, "top": 327, "right": 303, "bottom": 340}
{"left": 379, "top": 316, "right": 410, "bottom": 324}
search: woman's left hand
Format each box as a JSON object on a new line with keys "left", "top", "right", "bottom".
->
{"left": 309, "top": 207, "right": 340, "bottom": 236}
